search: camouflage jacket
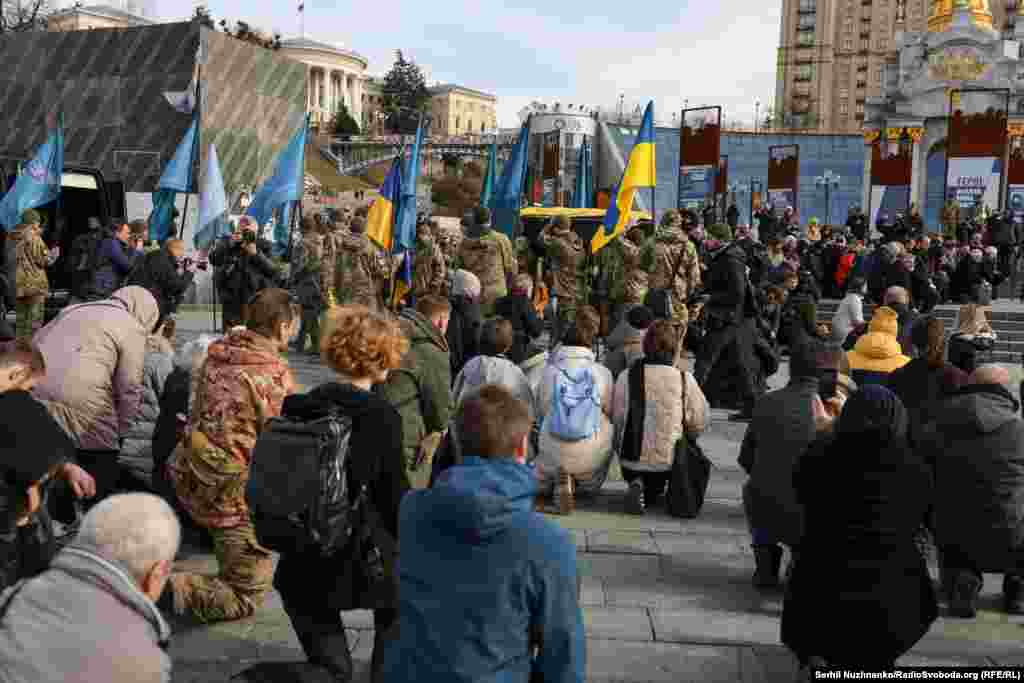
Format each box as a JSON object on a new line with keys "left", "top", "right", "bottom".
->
{"left": 320, "top": 231, "right": 342, "bottom": 295}
{"left": 13, "top": 225, "right": 50, "bottom": 298}
{"left": 170, "top": 329, "right": 296, "bottom": 529}
{"left": 335, "top": 232, "right": 385, "bottom": 308}
{"left": 643, "top": 227, "right": 701, "bottom": 307}
{"left": 457, "top": 229, "right": 515, "bottom": 307}
{"left": 541, "top": 224, "right": 586, "bottom": 304}
{"left": 594, "top": 236, "right": 647, "bottom": 305}
{"left": 412, "top": 236, "right": 447, "bottom": 299}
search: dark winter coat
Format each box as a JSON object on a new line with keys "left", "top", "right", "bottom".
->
{"left": 886, "top": 303, "right": 919, "bottom": 360}
{"left": 494, "top": 292, "right": 543, "bottom": 365}
{"left": 274, "top": 382, "right": 405, "bottom": 611}
{"left": 846, "top": 213, "right": 869, "bottom": 242}
{"left": 125, "top": 247, "right": 194, "bottom": 321}
{"left": 886, "top": 358, "right": 967, "bottom": 445}
{"left": 151, "top": 366, "right": 191, "bottom": 499}
{"left": 782, "top": 391, "right": 936, "bottom": 667}
{"left": 738, "top": 375, "right": 819, "bottom": 546}
{"left": 989, "top": 217, "right": 1016, "bottom": 247}
{"left": 91, "top": 236, "right": 141, "bottom": 300}
{"left": 209, "top": 236, "right": 278, "bottom": 307}
{"left": 726, "top": 205, "right": 739, "bottom": 228}
{"left": 704, "top": 243, "right": 750, "bottom": 327}
{"left": 918, "top": 384, "right": 1024, "bottom": 572}
{"left": 446, "top": 294, "right": 482, "bottom": 377}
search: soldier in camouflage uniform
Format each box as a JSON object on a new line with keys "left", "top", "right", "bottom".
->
{"left": 412, "top": 218, "right": 448, "bottom": 301}
{"left": 593, "top": 221, "right": 648, "bottom": 333}
{"left": 642, "top": 209, "right": 701, "bottom": 331}
{"left": 457, "top": 207, "right": 515, "bottom": 316}
{"left": 541, "top": 214, "right": 587, "bottom": 346}
{"left": 291, "top": 217, "right": 324, "bottom": 353}
{"left": 335, "top": 216, "right": 386, "bottom": 311}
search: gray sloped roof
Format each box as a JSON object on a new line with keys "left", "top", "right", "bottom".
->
{"left": 279, "top": 36, "right": 367, "bottom": 67}
{"left": 52, "top": 4, "right": 154, "bottom": 25}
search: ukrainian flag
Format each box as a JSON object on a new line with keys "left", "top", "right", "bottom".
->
{"left": 592, "top": 101, "right": 656, "bottom": 253}
{"left": 366, "top": 155, "right": 403, "bottom": 251}
{"left": 392, "top": 250, "right": 412, "bottom": 307}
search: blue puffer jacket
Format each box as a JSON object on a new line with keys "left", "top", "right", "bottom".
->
{"left": 383, "top": 457, "right": 585, "bottom": 683}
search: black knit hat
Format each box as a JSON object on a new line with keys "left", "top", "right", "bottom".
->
{"left": 0, "top": 391, "right": 73, "bottom": 489}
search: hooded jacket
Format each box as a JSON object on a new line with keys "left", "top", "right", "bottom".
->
{"left": 32, "top": 287, "right": 161, "bottom": 451}
{"left": 918, "top": 384, "right": 1024, "bottom": 571}
{"left": 0, "top": 544, "right": 172, "bottom": 683}
{"left": 169, "top": 328, "right": 296, "bottom": 528}
{"left": 12, "top": 224, "right": 49, "bottom": 299}
{"left": 379, "top": 308, "right": 452, "bottom": 485}
{"left": 846, "top": 307, "right": 910, "bottom": 386}
{"left": 119, "top": 335, "right": 175, "bottom": 486}
{"left": 382, "top": 457, "right": 585, "bottom": 683}
{"left": 704, "top": 242, "right": 750, "bottom": 325}
{"left": 453, "top": 354, "right": 534, "bottom": 412}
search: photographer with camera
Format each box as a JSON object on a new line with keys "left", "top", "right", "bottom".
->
{"left": 209, "top": 217, "right": 278, "bottom": 331}
{"left": 125, "top": 237, "right": 200, "bottom": 327}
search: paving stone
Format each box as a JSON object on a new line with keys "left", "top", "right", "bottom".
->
{"left": 547, "top": 507, "right": 686, "bottom": 533}
{"left": 580, "top": 577, "right": 607, "bottom": 607}
{"left": 738, "top": 645, "right": 799, "bottom": 683}
{"left": 578, "top": 553, "right": 664, "bottom": 581}
{"left": 583, "top": 607, "right": 653, "bottom": 641}
{"left": 586, "top": 530, "right": 659, "bottom": 555}
{"left": 650, "top": 607, "right": 783, "bottom": 647}
{"left": 171, "top": 660, "right": 238, "bottom": 683}
{"left": 585, "top": 639, "right": 741, "bottom": 682}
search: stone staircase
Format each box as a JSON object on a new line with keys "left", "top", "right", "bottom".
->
{"left": 816, "top": 300, "right": 1024, "bottom": 364}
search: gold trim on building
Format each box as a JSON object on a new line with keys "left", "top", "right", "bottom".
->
{"left": 927, "top": 0, "right": 994, "bottom": 32}
{"left": 864, "top": 130, "right": 881, "bottom": 145}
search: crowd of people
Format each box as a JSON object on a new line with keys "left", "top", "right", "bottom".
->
{"left": 1, "top": 199, "right": 1023, "bottom": 682}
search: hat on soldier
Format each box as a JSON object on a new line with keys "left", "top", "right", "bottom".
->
{"left": 21, "top": 209, "right": 41, "bottom": 226}
{"left": 707, "top": 223, "right": 733, "bottom": 242}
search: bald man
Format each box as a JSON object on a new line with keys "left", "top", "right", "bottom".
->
{"left": 917, "top": 364, "right": 1024, "bottom": 618}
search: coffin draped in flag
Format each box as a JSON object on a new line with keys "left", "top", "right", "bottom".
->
{"left": 592, "top": 102, "right": 656, "bottom": 254}
{"left": 490, "top": 117, "right": 530, "bottom": 240}
{"left": 0, "top": 115, "right": 64, "bottom": 231}
{"left": 245, "top": 113, "right": 310, "bottom": 251}
{"left": 194, "top": 144, "right": 228, "bottom": 251}
{"left": 149, "top": 115, "right": 198, "bottom": 242}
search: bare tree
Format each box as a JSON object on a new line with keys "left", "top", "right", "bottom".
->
{"left": 0, "top": 0, "right": 56, "bottom": 34}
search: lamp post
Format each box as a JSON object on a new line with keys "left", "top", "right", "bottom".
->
{"left": 755, "top": 98, "right": 761, "bottom": 134}
{"left": 815, "top": 170, "right": 841, "bottom": 226}
{"left": 750, "top": 177, "right": 763, "bottom": 230}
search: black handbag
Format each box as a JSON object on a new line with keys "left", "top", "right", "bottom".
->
{"left": 667, "top": 376, "right": 712, "bottom": 519}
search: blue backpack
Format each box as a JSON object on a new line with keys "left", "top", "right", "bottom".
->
{"left": 548, "top": 364, "right": 601, "bottom": 442}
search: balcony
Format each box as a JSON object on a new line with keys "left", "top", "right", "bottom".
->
{"left": 796, "top": 23, "right": 815, "bottom": 31}
{"left": 798, "top": 4, "right": 816, "bottom": 13}
{"left": 794, "top": 72, "right": 813, "bottom": 81}
{"left": 794, "top": 54, "right": 814, "bottom": 64}
{"left": 856, "top": 79, "right": 867, "bottom": 88}
{"left": 792, "top": 91, "right": 811, "bottom": 99}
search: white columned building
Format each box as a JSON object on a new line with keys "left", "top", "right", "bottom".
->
{"left": 279, "top": 37, "right": 368, "bottom": 132}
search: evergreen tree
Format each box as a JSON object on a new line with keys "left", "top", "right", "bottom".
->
{"left": 382, "top": 51, "right": 431, "bottom": 135}
{"left": 331, "top": 103, "right": 361, "bottom": 139}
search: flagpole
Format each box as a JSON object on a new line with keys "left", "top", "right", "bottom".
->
{"left": 178, "top": 59, "right": 202, "bottom": 241}
{"left": 56, "top": 111, "right": 64, "bottom": 245}
{"left": 287, "top": 199, "right": 300, "bottom": 261}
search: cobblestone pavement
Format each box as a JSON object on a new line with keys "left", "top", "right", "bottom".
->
{"left": 169, "top": 310, "right": 1024, "bottom": 682}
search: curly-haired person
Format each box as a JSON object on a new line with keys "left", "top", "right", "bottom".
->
{"left": 241, "top": 304, "right": 409, "bottom": 683}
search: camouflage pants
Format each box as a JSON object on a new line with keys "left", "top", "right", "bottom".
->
{"left": 549, "top": 299, "right": 577, "bottom": 349}
{"left": 169, "top": 521, "right": 274, "bottom": 623}
{"left": 296, "top": 307, "right": 321, "bottom": 352}
{"left": 15, "top": 296, "right": 44, "bottom": 338}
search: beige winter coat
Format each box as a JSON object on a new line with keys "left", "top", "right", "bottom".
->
{"left": 612, "top": 363, "right": 710, "bottom": 472}
{"left": 535, "top": 346, "right": 615, "bottom": 481}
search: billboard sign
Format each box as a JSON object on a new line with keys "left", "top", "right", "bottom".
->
{"left": 946, "top": 156, "right": 1002, "bottom": 211}
{"left": 678, "top": 164, "right": 714, "bottom": 209}
{"left": 678, "top": 106, "right": 721, "bottom": 209}
{"left": 767, "top": 145, "right": 799, "bottom": 216}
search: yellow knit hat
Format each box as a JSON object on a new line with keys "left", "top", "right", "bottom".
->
{"left": 869, "top": 306, "right": 899, "bottom": 337}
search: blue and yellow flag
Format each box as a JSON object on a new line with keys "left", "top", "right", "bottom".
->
{"left": 392, "top": 250, "right": 412, "bottom": 307}
{"left": 366, "top": 155, "right": 403, "bottom": 251}
{"left": 592, "top": 101, "right": 656, "bottom": 253}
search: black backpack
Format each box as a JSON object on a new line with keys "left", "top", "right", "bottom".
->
{"left": 246, "top": 408, "right": 364, "bottom": 557}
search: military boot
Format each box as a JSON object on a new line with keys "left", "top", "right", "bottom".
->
{"left": 752, "top": 544, "right": 783, "bottom": 589}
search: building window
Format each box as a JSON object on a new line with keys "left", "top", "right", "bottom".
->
{"left": 878, "top": 37, "right": 888, "bottom": 50}
{"left": 840, "top": 100, "right": 849, "bottom": 114}
{"left": 876, "top": 66, "right": 884, "bottom": 83}
{"left": 842, "top": 38, "right": 854, "bottom": 50}
{"left": 860, "top": 39, "right": 869, "bottom": 51}
{"left": 794, "top": 64, "right": 814, "bottom": 80}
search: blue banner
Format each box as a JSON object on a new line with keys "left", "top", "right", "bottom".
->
{"left": 678, "top": 164, "right": 715, "bottom": 210}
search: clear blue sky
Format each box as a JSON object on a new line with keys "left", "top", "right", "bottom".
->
{"left": 156, "top": 0, "right": 781, "bottom": 128}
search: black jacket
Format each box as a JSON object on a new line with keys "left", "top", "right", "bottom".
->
{"left": 209, "top": 236, "right": 278, "bottom": 305}
{"left": 494, "top": 293, "right": 543, "bottom": 365}
{"left": 725, "top": 205, "right": 739, "bottom": 228}
{"left": 273, "top": 382, "right": 405, "bottom": 611}
{"left": 846, "top": 213, "right": 868, "bottom": 241}
{"left": 887, "top": 359, "right": 967, "bottom": 446}
{"left": 704, "top": 243, "right": 750, "bottom": 326}
{"left": 447, "top": 294, "right": 482, "bottom": 377}
{"left": 126, "top": 247, "right": 194, "bottom": 319}
{"left": 989, "top": 217, "right": 1017, "bottom": 247}
{"left": 151, "top": 366, "right": 191, "bottom": 500}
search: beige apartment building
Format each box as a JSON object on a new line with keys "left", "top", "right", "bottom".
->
{"left": 775, "top": 0, "right": 1007, "bottom": 132}
{"left": 429, "top": 84, "right": 498, "bottom": 137}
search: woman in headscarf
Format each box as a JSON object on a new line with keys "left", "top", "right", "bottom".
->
{"left": 948, "top": 303, "right": 996, "bottom": 374}
{"left": 446, "top": 269, "right": 483, "bottom": 377}
{"left": 782, "top": 385, "right": 937, "bottom": 675}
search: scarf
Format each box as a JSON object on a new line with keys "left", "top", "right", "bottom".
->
{"left": 621, "top": 354, "right": 675, "bottom": 463}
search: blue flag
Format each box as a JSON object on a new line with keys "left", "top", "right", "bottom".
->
{"left": 274, "top": 203, "right": 292, "bottom": 259}
{"left": 572, "top": 138, "right": 592, "bottom": 209}
{"left": 194, "top": 144, "right": 228, "bottom": 251}
{"left": 149, "top": 115, "right": 198, "bottom": 242}
{"left": 393, "top": 119, "right": 424, "bottom": 254}
{"left": 0, "top": 116, "right": 64, "bottom": 231}
{"left": 480, "top": 136, "right": 498, "bottom": 207}
{"left": 490, "top": 117, "right": 530, "bottom": 239}
{"left": 246, "top": 113, "right": 310, "bottom": 241}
